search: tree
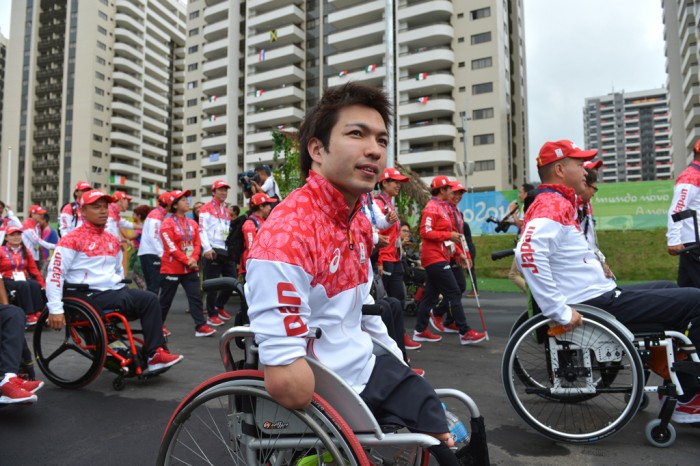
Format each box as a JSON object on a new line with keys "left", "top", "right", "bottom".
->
{"left": 271, "top": 130, "right": 302, "bottom": 197}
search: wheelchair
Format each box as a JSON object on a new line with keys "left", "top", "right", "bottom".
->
{"left": 158, "top": 277, "right": 490, "bottom": 465}
{"left": 501, "top": 303, "right": 700, "bottom": 448}
{"left": 32, "top": 282, "right": 166, "bottom": 391}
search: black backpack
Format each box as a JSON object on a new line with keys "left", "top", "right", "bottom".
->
{"left": 226, "top": 215, "right": 260, "bottom": 263}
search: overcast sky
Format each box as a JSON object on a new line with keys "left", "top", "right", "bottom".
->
{"left": 0, "top": 0, "right": 667, "bottom": 180}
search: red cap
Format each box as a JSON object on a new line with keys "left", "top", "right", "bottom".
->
{"left": 5, "top": 225, "right": 23, "bottom": 235}
{"left": 450, "top": 181, "right": 467, "bottom": 193}
{"left": 74, "top": 181, "right": 93, "bottom": 191}
{"left": 694, "top": 140, "right": 700, "bottom": 155}
{"left": 158, "top": 192, "right": 172, "bottom": 205}
{"left": 379, "top": 168, "right": 409, "bottom": 183}
{"left": 430, "top": 175, "right": 452, "bottom": 190}
{"left": 166, "top": 190, "right": 192, "bottom": 207}
{"left": 212, "top": 180, "right": 231, "bottom": 190}
{"left": 80, "top": 189, "right": 115, "bottom": 207}
{"left": 583, "top": 159, "right": 603, "bottom": 170}
{"left": 536, "top": 140, "right": 597, "bottom": 168}
{"left": 250, "top": 193, "right": 275, "bottom": 207}
{"left": 29, "top": 205, "right": 47, "bottom": 215}
{"left": 112, "top": 191, "right": 133, "bottom": 201}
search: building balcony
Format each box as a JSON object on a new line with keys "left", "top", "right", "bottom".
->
{"left": 248, "top": 0, "right": 298, "bottom": 14}
{"left": 398, "top": 22, "right": 453, "bottom": 48}
{"left": 32, "top": 190, "right": 59, "bottom": 200}
{"left": 31, "top": 174, "right": 60, "bottom": 185}
{"left": 247, "top": 64, "right": 304, "bottom": 87}
{"left": 32, "top": 159, "right": 61, "bottom": 169}
{"left": 203, "top": 37, "right": 228, "bottom": 60}
{"left": 247, "top": 130, "right": 273, "bottom": 145}
{"left": 141, "top": 171, "right": 168, "bottom": 185}
{"left": 141, "top": 156, "right": 168, "bottom": 171}
{"left": 204, "top": 0, "right": 229, "bottom": 23}
{"left": 203, "top": 56, "right": 229, "bottom": 79}
{"left": 202, "top": 94, "right": 228, "bottom": 113}
{"left": 109, "top": 177, "right": 141, "bottom": 191}
{"left": 112, "top": 116, "right": 142, "bottom": 133}
{"left": 327, "top": 21, "right": 383, "bottom": 51}
{"left": 398, "top": 71, "right": 454, "bottom": 94}
{"left": 202, "top": 114, "right": 228, "bottom": 132}
{"left": 250, "top": 44, "right": 304, "bottom": 71}
{"left": 683, "top": 65, "right": 699, "bottom": 93}
{"left": 327, "top": 0, "right": 383, "bottom": 30}
{"left": 328, "top": 43, "right": 385, "bottom": 72}
{"left": 398, "top": 148, "right": 456, "bottom": 167}
{"left": 247, "top": 24, "right": 304, "bottom": 48}
{"left": 400, "top": 97, "right": 455, "bottom": 118}
{"left": 113, "top": 71, "right": 143, "bottom": 88}
{"left": 248, "top": 4, "right": 304, "bottom": 31}
{"left": 247, "top": 105, "right": 305, "bottom": 126}
{"left": 109, "top": 161, "right": 139, "bottom": 174}
{"left": 111, "top": 131, "right": 142, "bottom": 147}
{"left": 110, "top": 146, "right": 142, "bottom": 162}
{"left": 143, "top": 127, "right": 167, "bottom": 146}
{"left": 328, "top": 66, "right": 386, "bottom": 88}
{"left": 685, "top": 106, "right": 700, "bottom": 129}
{"left": 202, "top": 152, "right": 228, "bottom": 168}
{"left": 203, "top": 19, "right": 229, "bottom": 42}
{"left": 202, "top": 75, "right": 229, "bottom": 95}
{"left": 249, "top": 85, "right": 304, "bottom": 106}
{"left": 113, "top": 85, "right": 142, "bottom": 104}
{"left": 114, "top": 42, "right": 143, "bottom": 62}
{"left": 244, "top": 149, "right": 276, "bottom": 167}
{"left": 112, "top": 101, "right": 142, "bottom": 118}
{"left": 201, "top": 134, "right": 228, "bottom": 151}
{"left": 142, "top": 142, "right": 167, "bottom": 159}
{"left": 114, "top": 25, "right": 143, "bottom": 48}
{"left": 116, "top": 0, "right": 145, "bottom": 20}
{"left": 397, "top": 0, "right": 453, "bottom": 24}
{"left": 399, "top": 123, "right": 455, "bottom": 144}
{"left": 398, "top": 47, "right": 454, "bottom": 72}
{"left": 114, "top": 56, "right": 143, "bottom": 75}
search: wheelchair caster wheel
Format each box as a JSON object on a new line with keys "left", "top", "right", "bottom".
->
{"left": 404, "top": 302, "right": 417, "bottom": 317}
{"left": 639, "top": 393, "right": 649, "bottom": 411}
{"left": 645, "top": 419, "right": 676, "bottom": 447}
{"left": 113, "top": 377, "right": 126, "bottom": 391}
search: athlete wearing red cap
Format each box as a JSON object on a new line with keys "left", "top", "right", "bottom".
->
{"left": 138, "top": 191, "right": 172, "bottom": 298}
{"left": 59, "top": 181, "right": 93, "bottom": 236}
{"left": 238, "top": 193, "right": 274, "bottom": 277}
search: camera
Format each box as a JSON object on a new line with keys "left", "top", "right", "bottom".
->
{"left": 486, "top": 216, "right": 511, "bottom": 234}
{"left": 237, "top": 170, "right": 261, "bottom": 193}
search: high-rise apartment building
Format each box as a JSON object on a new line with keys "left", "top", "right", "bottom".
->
{"left": 0, "top": 32, "right": 7, "bottom": 183}
{"left": 0, "top": 0, "right": 187, "bottom": 215}
{"left": 583, "top": 89, "right": 672, "bottom": 183}
{"left": 662, "top": 0, "right": 700, "bottom": 172}
{"left": 184, "top": 0, "right": 529, "bottom": 203}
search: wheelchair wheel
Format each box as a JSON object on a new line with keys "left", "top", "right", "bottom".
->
{"left": 502, "top": 313, "right": 644, "bottom": 443}
{"left": 158, "top": 370, "right": 367, "bottom": 466}
{"left": 33, "top": 295, "right": 108, "bottom": 389}
{"left": 645, "top": 419, "right": 676, "bottom": 448}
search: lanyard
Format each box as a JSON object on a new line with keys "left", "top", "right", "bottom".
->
{"left": 450, "top": 203, "right": 463, "bottom": 232}
{"left": 174, "top": 216, "right": 192, "bottom": 245}
{"left": 538, "top": 187, "right": 567, "bottom": 199}
{"left": 377, "top": 193, "right": 401, "bottom": 234}
{"left": 430, "top": 198, "right": 454, "bottom": 228}
{"left": 211, "top": 200, "right": 229, "bottom": 222}
{"left": 4, "top": 246, "right": 24, "bottom": 272}
{"left": 363, "top": 194, "right": 377, "bottom": 226}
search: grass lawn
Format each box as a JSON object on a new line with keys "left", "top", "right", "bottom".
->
{"left": 472, "top": 277, "right": 647, "bottom": 293}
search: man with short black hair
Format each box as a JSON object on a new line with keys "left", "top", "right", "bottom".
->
{"left": 252, "top": 164, "right": 281, "bottom": 200}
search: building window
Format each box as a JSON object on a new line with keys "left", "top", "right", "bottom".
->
{"left": 186, "top": 152, "right": 197, "bottom": 161}
{"left": 473, "top": 133, "right": 495, "bottom": 145}
{"left": 188, "top": 28, "right": 199, "bottom": 37}
{"left": 188, "top": 45, "right": 198, "bottom": 54}
{"left": 95, "top": 71, "right": 105, "bottom": 80}
{"left": 471, "top": 57, "right": 492, "bottom": 70}
{"left": 474, "top": 160, "right": 495, "bottom": 171}
{"left": 97, "top": 25, "right": 107, "bottom": 36}
{"left": 189, "top": 10, "right": 200, "bottom": 20}
{"left": 95, "top": 87, "right": 105, "bottom": 96}
{"left": 94, "top": 118, "right": 104, "bottom": 127}
{"left": 186, "top": 171, "right": 197, "bottom": 179}
{"left": 187, "top": 81, "right": 198, "bottom": 89}
{"left": 186, "top": 116, "right": 198, "bottom": 124}
{"left": 471, "top": 31, "right": 492, "bottom": 45}
{"left": 458, "top": 62, "right": 465, "bottom": 68}
{"left": 94, "top": 102, "right": 104, "bottom": 111}
{"left": 97, "top": 40, "right": 106, "bottom": 51}
{"left": 458, "top": 37, "right": 465, "bottom": 43}
{"left": 187, "top": 63, "right": 198, "bottom": 71}
{"left": 472, "top": 82, "right": 493, "bottom": 95}
{"left": 98, "top": 10, "right": 108, "bottom": 21}
{"left": 93, "top": 134, "right": 103, "bottom": 142}
{"left": 92, "top": 150, "right": 102, "bottom": 158}
{"left": 186, "top": 135, "right": 197, "bottom": 143}
{"left": 470, "top": 7, "right": 491, "bottom": 20}
{"left": 457, "top": 13, "right": 464, "bottom": 19}
{"left": 96, "top": 56, "right": 106, "bottom": 66}
{"left": 473, "top": 107, "right": 494, "bottom": 120}
{"left": 187, "top": 98, "right": 197, "bottom": 107}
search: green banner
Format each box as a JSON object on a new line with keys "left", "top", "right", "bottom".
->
{"left": 591, "top": 180, "right": 673, "bottom": 230}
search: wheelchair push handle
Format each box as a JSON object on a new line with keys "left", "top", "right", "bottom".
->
{"left": 672, "top": 209, "right": 700, "bottom": 247}
{"left": 491, "top": 249, "right": 515, "bottom": 261}
{"left": 202, "top": 277, "right": 243, "bottom": 296}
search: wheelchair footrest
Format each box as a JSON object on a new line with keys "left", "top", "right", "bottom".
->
{"left": 672, "top": 361, "right": 700, "bottom": 377}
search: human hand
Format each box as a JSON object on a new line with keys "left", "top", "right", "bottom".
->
{"left": 378, "top": 264, "right": 384, "bottom": 276}
{"left": 203, "top": 250, "right": 215, "bottom": 260}
{"left": 48, "top": 313, "right": 66, "bottom": 331}
{"left": 377, "top": 235, "right": 390, "bottom": 248}
{"left": 385, "top": 210, "right": 398, "bottom": 224}
{"left": 187, "top": 258, "right": 198, "bottom": 269}
{"left": 603, "top": 263, "right": 615, "bottom": 279}
{"left": 565, "top": 309, "right": 583, "bottom": 331}
{"left": 667, "top": 244, "right": 685, "bottom": 256}
{"left": 449, "top": 231, "right": 462, "bottom": 243}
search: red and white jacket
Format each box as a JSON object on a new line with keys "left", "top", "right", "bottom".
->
{"left": 373, "top": 193, "right": 402, "bottom": 266}
{"left": 22, "top": 218, "right": 56, "bottom": 261}
{"left": 0, "top": 244, "right": 46, "bottom": 287}
{"left": 419, "top": 198, "right": 455, "bottom": 268}
{"left": 138, "top": 206, "right": 167, "bottom": 257}
{"left": 238, "top": 214, "right": 263, "bottom": 275}
{"left": 106, "top": 203, "right": 135, "bottom": 239}
{"left": 160, "top": 214, "right": 201, "bottom": 275}
{"left": 0, "top": 209, "right": 22, "bottom": 245}
{"left": 198, "top": 199, "right": 230, "bottom": 253}
{"left": 245, "top": 171, "right": 401, "bottom": 393}
{"left": 46, "top": 222, "right": 125, "bottom": 315}
{"left": 667, "top": 161, "right": 700, "bottom": 246}
{"left": 59, "top": 201, "right": 83, "bottom": 237}
{"left": 516, "top": 184, "right": 615, "bottom": 325}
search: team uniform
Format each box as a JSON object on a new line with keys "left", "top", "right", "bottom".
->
{"left": 59, "top": 201, "right": 83, "bottom": 237}
{"left": 0, "top": 240, "right": 46, "bottom": 322}
{"left": 138, "top": 206, "right": 167, "bottom": 295}
{"left": 374, "top": 193, "right": 405, "bottom": 306}
{"left": 667, "top": 160, "right": 700, "bottom": 288}
{"left": 106, "top": 203, "right": 135, "bottom": 239}
{"left": 246, "top": 171, "right": 447, "bottom": 434}
{"left": 238, "top": 214, "right": 263, "bottom": 276}
{"left": 21, "top": 218, "right": 55, "bottom": 262}
{"left": 199, "top": 198, "right": 234, "bottom": 320}
{"left": 0, "top": 209, "right": 22, "bottom": 245}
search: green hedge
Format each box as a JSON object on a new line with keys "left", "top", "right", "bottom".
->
{"left": 473, "top": 229, "right": 678, "bottom": 282}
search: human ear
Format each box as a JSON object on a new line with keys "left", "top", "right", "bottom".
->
{"left": 307, "top": 137, "right": 325, "bottom": 164}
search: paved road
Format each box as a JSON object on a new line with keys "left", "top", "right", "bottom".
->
{"left": 0, "top": 290, "right": 697, "bottom": 465}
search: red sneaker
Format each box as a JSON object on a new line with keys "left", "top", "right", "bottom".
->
{"left": 195, "top": 324, "right": 217, "bottom": 338}
{"left": 429, "top": 311, "right": 444, "bottom": 332}
{"left": 207, "top": 316, "right": 224, "bottom": 327}
{"left": 8, "top": 376, "right": 44, "bottom": 393}
{"left": 413, "top": 329, "right": 442, "bottom": 342}
{"left": 443, "top": 323, "right": 459, "bottom": 334}
{"left": 460, "top": 329, "right": 487, "bottom": 345}
{"left": 672, "top": 394, "right": 700, "bottom": 423}
{"left": 147, "top": 347, "right": 183, "bottom": 372}
{"left": 0, "top": 380, "right": 37, "bottom": 404}
{"left": 162, "top": 325, "right": 172, "bottom": 337}
{"left": 25, "top": 313, "right": 38, "bottom": 326}
{"left": 218, "top": 309, "right": 232, "bottom": 321}
{"left": 404, "top": 334, "right": 422, "bottom": 350}
{"left": 412, "top": 368, "right": 425, "bottom": 377}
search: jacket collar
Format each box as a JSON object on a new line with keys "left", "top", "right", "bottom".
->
{"left": 306, "top": 171, "right": 363, "bottom": 227}
{"left": 538, "top": 183, "right": 576, "bottom": 207}
{"left": 83, "top": 221, "right": 107, "bottom": 233}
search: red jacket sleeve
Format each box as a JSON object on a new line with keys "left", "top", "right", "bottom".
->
{"left": 420, "top": 206, "right": 452, "bottom": 242}
{"left": 161, "top": 222, "right": 189, "bottom": 266}
{"left": 191, "top": 219, "right": 201, "bottom": 262}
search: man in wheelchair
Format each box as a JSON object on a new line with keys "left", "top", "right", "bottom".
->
{"left": 45, "top": 190, "right": 183, "bottom": 374}
{"left": 516, "top": 139, "right": 700, "bottom": 424}
{"left": 245, "top": 83, "right": 466, "bottom": 465}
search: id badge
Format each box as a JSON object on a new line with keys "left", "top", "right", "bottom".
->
{"left": 184, "top": 245, "right": 194, "bottom": 257}
{"left": 220, "top": 228, "right": 228, "bottom": 240}
{"left": 12, "top": 271, "right": 26, "bottom": 281}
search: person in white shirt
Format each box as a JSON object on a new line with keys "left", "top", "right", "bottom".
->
{"left": 59, "top": 181, "right": 92, "bottom": 237}
{"left": 252, "top": 165, "right": 281, "bottom": 201}
{"left": 137, "top": 192, "right": 171, "bottom": 296}
{"left": 21, "top": 205, "right": 55, "bottom": 262}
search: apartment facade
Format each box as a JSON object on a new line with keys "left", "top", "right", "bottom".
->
{"left": 662, "top": 0, "right": 700, "bottom": 173}
{"left": 0, "top": 32, "right": 7, "bottom": 183}
{"left": 184, "top": 0, "right": 529, "bottom": 204}
{"left": 583, "top": 89, "right": 672, "bottom": 183}
{"left": 0, "top": 0, "right": 186, "bottom": 215}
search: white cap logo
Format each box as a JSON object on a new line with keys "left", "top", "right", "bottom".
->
{"left": 554, "top": 148, "right": 564, "bottom": 158}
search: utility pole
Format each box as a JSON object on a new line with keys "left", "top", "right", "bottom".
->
{"left": 385, "top": 0, "right": 395, "bottom": 168}
{"left": 457, "top": 115, "right": 470, "bottom": 185}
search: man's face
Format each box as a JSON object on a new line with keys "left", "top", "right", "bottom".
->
{"left": 81, "top": 200, "right": 110, "bottom": 226}
{"left": 31, "top": 213, "right": 42, "bottom": 223}
{"left": 260, "top": 204, "right": 272, "bottom": 219}
{"left": 117, "top": 198, "right": 129, "bottom": 212}
{"left": 308, "top": 104, "right": 388, "bottom": 208}
{"left": 213, "top": 187, "right": 228, "bottom": 203}
{"left": 256, "top": 169, "right": 268, "bottom": 181}
{"left": 581, "top": 182, "right": 598, "bottom": 203}
{"left": 560, "top": 158, "right": 587, "bottom": 195}
{"left": 383, "top": 179, "right": 401, "bottom": 197}
{"left": 452, "top": 191, "right": 463, "bottom": 204}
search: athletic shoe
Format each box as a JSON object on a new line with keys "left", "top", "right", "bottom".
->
{"left": 162, "top": 325, "right": 172, "bottom": 337}
{"left": 147, "top": 347, "right": 183, "bottom": 372}
{"left": 672, "top": 394, "right": 700, "bottom": 423}
{"left": 0, "top": 381, "right": 37, "bottom": 404}
{"left": 429, "top": 311, "right": 444, "bottom": 332}
{"left": 217, "top": 309, "right": 232, "bottom": 321}
{"left": 195, "top": 324, "right": 217, "bottom": 338}
{"left": 443, "top": 323, "right": 459, "bottom": 334}
{"left": 466, "top": 291, "right": 478, "bottom": 298}
{"left": 25, "top": 313, "right": 38, "bottom": 326}
{"left": 459, "top": 329, "right": 487, "bottom": 346}
{"left": 412, "top": 368, "right": 425, "bottom": 377}
{"left": 207, "top": 316, "right": 224, "bottom": 327}
{"left": 8, "top": 376, "right": 44, "bottom": 393}
{"left": 404, "top": 334, "right": 422, "bottom": 350}
{"left": 413, "top": 329, "right": 442, "bottom": 342}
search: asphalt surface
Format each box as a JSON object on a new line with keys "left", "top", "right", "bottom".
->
{"left": 1, "top": 290, "right": 698, "bottom": 465}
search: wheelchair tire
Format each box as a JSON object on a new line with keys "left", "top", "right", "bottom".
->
{"left": 644, "top": 419, "right": 676, "bottom": 448}
{"left": 33, "top": 294, "right": 108, "bottom": 389}
{"left": 502, "top": 312, "right": 644, "bottom": 443}
{"left": 157, "top": 370, "right": 368, "bottom": 466}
